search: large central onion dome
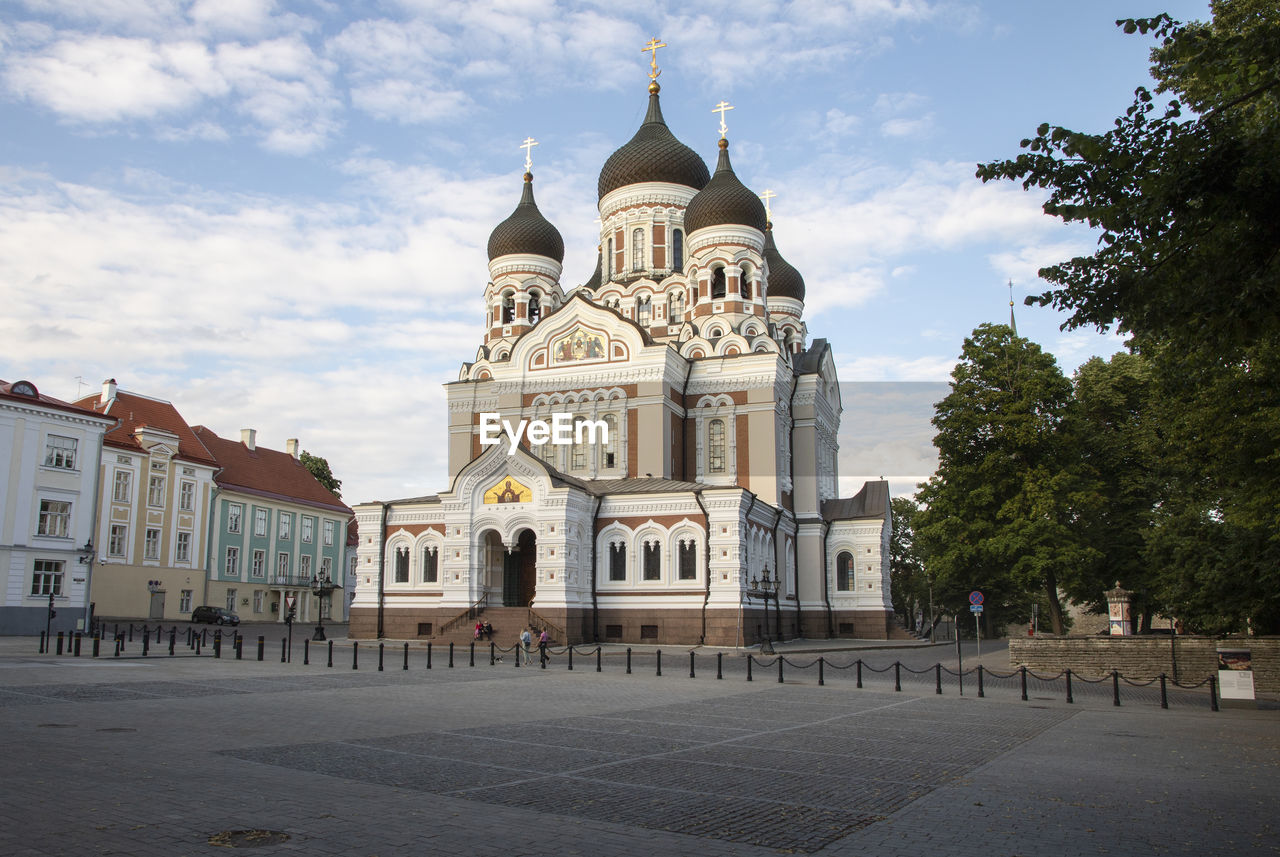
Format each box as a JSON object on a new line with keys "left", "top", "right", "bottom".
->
{"left": 598, "top": 88, "right": 710, "bottom": 200}
{"left": 683, "top": 138, "right": 768, "bottom": 235}
{"left": 764, "top": 222, "right": 806, "bottom": 302}
{"left": 487, "top": 172, "right": 564, "bottom": 262}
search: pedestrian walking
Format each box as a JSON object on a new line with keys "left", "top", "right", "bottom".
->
{"left": 520, "top": 627, "right": 532, "bottom": 665}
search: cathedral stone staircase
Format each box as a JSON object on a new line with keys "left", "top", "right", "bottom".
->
{"left": 428, "top": 606, "right": 559, "bottom": 648}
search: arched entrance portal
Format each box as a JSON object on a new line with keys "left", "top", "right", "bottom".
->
{"left": 501, "top": 528, "right": 537, "bottom": 607}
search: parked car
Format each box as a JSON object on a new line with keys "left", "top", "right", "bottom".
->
{"left": 191, "top": 606, "right": 240, "bottom": 626}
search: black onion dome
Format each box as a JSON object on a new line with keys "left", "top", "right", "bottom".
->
{"left": 764, "top": 223, "right": 805, "bottom": 302}
{"left": 598, "top": 91, "right": 710, "bottom": 200}
{"left": 683, "top": 139, "right": 767, "bottom": 235}
{"left": 487, "top": 173, "right": 564, "bottom": 262}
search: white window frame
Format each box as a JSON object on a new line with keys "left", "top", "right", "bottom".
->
{"left": 108, "top": 524, "right": 127, "bottom": 557}
{"left": 36, "top": 499, "right": 71, "bottom": 538}
{"left": 225, "top": 588, "right": 237, "bottom": 612}
{"left": 251, "top": 549, "right": 265, "bottom": 578}
{"left": 113, "top": 470, "right": 132, "bottom": 503}
{"left": 277, "top": 552, "right": 290, "bottom": 579}
{"left": 279, "top": 513, "right": 292, "bottom": 541}
{"left": 147, "top": 475, "right": 166, "bottom": 507}
{"left": 254, "top": 508, "right": 268, "bottom": 537}
{"left": 227, "top": 503, "right": 242, "bottom": 534}
{"left": 225, "top": 546, "right": 240, "bottom": 577}
{"left": 300, "top": 554, "right": 312, "bottom": 580}
{"left": 175, "top": 531, "right": 191, "bottom": 563}
{"left": 253, "top": 590, "right": 265, "bottom": 613}
{"left": 323, "top": 520, "right": 335, "bottom": 547}
{"left": 43, "top": 435, "right": 77, "bottom": 470}
{"left": 144, "top": 528, "right": 161, "bottom": 560}
{"left": 31, "top": 560, "right": 64, "bottom": 597}
{"left": 301, "top": 516, "right": 314, "bottom": 544}
{"left": 179, "top": 590, "right": 193, "bottom": 613}
{"left": 179, "top": 481, "right": 195, "bottom": 512}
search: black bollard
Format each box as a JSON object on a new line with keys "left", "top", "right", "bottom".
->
{"left": 856, "top": 659, "right": 862, "bottom": 689}
{"left": 142, "top": 625, "right": 148, "bottom": 645}
{"left": 717, "top": 652, "right": 724, "bottom": 680}
{"left": 894, "top": 661, "right": 900, "bottom": 692}
{"left": 935, "top": 663, "right": 942, "bottom": 694}
{"left": 778, "top": 657, "right": 784, "bottom": 684}
{"left": 114, "top": 636, "right": 121, "bottom": 657}
{"left": 327, "top": 639, "right": 333, "bottom": 668}
{"left": 596, "top": 648, "right": 602, "bottom": 673}
{"left": 426, "top": 642, "right": 432, "bottom": 669}
{"left": 978, "top": 665, "right": 985, "bottom": 698}
{"left": 819, "top": 657, "right": 825, "bottom": 686}
{"left": 1112, "top": 670, "right": 1120, "bottom": 707}
{"left": 1210, "top": 675, "right": 1219, "bottom": 712}
{"left": 490, "top": 642, "right": 495, "bottom": 666}
{"left": 568, "top": 646, "right": 574, "bottom": 671}
{"left": 1160, "top": 673, "right": 1168, "bottom": 709}
{"left": 304, "top": 639, "right": 310, "bottom": 665}
{"left": 449, "top": 642, "right": 455, "bottom": 669}
{"left": 169, "top": 628, "right": 176, "bottom": 656}
{"left": 1066, "top": 668, "right": 1074, "bottom": 704}
{"left": 257, "top": 636, "right": 265, "bottom": 661}
{"left": 210, "top": 632, "right": 218, "bottom": 659}
{"left": 352, "top": 641, "right": 359, "bottom": 670}
{"left": 235, "top": 637, "right": 242, "bottom": 660}
{"left": 378, "top": 643, "right": 384, "bottom": 672}
{"left": 747, "top": 655, "right": 753, "bottom": 682}
{"left": 540, "top": 642, "right": 546, "bottom": 670}
{"left": 626, "top": 647, "right": 631, "bottom": 674}
{"left": 195, "top": 636, "right": 201, "bottom": 656}
{"left": 403, "top": 642, "right": 409, "bottom": 671}
{"left": 128, "top": 624, "right": 133, "bottom": 643}
{"left": 689, "top": 651, "right": 695, "bottom": 679}
{"left": 56, "top": 631, "right": 64, "bottom": 655}
{"left": 280, "top": 638, "right": 286, "bottom": 663}
{"left": 143, "top": 632, "right": 150, "bottom": 657}
{"left": 74, "top": 632, "right": 82, "bottom": 657}
{"left": 39, "top": 630, "right": 46, "bottom": 654}
{"left": 656, "top": 649, "right": 661, "bottom": 677}
{"left": 93, "top": 634, "right": 101, "bottom": 658}
{"left": 469, "top": 642, "right": 475, "bottom": 668}
{"left": 156, "top": 625, "right": 162, "bottom": 643}
{"left": 202, "top": 629, "right": 208, "bottom": 646}
{"left": 1020, "top": 666, "right": 1028, "bottom": 701}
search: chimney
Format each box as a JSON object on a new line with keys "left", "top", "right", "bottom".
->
{"left": 101, "top": 378, "right": 117, "bottom": 405}
{"left": 286, "top": 438, "right": 300, "bottom": 460}
{"left": 240, "top": 428, "right": 257, "bottom": 451}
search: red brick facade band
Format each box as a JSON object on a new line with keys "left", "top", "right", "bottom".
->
{"left": 596, "top": 513, "right": 699, "bottom": 533}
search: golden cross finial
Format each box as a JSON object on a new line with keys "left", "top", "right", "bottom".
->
{"left": 712, "top": 100, "right": 734, "bottom": 138}
{"left": 760, "top": 189, "right": 776, "bottom": 221}
{"left": 643, "top": 38, "right": 666, "bottom": 81}
{"left": 520, "top": 136, "right": 538, "bottom": 172}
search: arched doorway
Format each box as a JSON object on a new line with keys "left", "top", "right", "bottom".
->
{"left": 502, "top": 528, "right": 537, "bottom": 607}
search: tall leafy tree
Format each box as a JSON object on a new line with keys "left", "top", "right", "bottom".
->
{"left": 976, "top": 1, "right": 1280, "bottom": 632}
{"left": 301, "top": 450, "right": 342, "bottom": 499}
{"left": 889, "top": 496, "right": 927, "bottom": 631}
{"left": 915, "top": 324, "right": 1096, "bottom": 635}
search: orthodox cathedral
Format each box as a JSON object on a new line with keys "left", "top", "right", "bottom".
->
{"left": 350, "top": 47, "right": 892, "bottom": 646}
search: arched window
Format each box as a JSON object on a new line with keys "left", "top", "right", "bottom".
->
{"left": 836, "top": 551, "right": 853, "bottom": 591}
{"left": 601, "top": 413, "right": 618, "bottom": 469}
{"left": 609, "top": 542, "right": 627, "bottom": 581}
{"left": 643, "top": 540, "right": 661, "bottom": 580}
{"left": 707, "top": 419, "right": 726, "bottom": 473}
{"left": 571, "top": 415, "right": 588, "bottom": 470}
{"left": 740, "top": 265, "right": 752, "bottom": 300}
{"left": 637, "top": 295, "right": 651, "bottom": 326}
{"left": 422, "top": 547, "right": 438, "bottom": 583}
{"left": 393, "top": 547, "right": 409, "bottom": 583}
{"left": 607, "top": 237, "right": 613, "bottom": 279}
{"left": 632, "top": 228, "right": 645, "bottom": 272}
{"left": 668, "top": 290, "right": 683, "bottom": 323}
{"left": 672, "top": 229, "right": 684, "bottom": 270}
{"left": 678, "top": 540, "right": 697, "bottom": 580}
{"left": 528, "top": 291, "right": 542, "bottom": 325}
{"left": 501, "top": 293, "right": 515, "bottom": 324}
{"left": 711, "top": 267, "right": 726, "bottom": 300}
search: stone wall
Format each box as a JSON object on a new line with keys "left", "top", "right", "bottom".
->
{"left": 1008, "top": 636, "right": 1280, "bottom": 693}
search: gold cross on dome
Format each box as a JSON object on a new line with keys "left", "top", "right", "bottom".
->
{"left": 643, "top": 38, "right": 666, "bottom": 81}
{"left": 520, "top": 137, "right": 538, "bottom": 172}
{"left": 712, "top": 100, "right": 734, "bottom": 138}
{"left": 760, "top": 189, "right": 776, "bottom": 220}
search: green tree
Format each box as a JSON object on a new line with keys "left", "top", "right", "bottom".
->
{"left": 976, "top": 1, "right": 1280, "bottom": 632}
{"left": 889, "top": 496, "right": 928, "bottom": 632}
{"left": 914, "top": 324, "right": 1096, "bottom": 635}
{"left": 301, "top": 450, "right": 342, "bottom": 498}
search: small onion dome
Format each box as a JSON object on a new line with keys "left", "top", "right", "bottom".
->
{"left": 487, "top": 172, "right": 564, "bottom": 262}
{"left": 683, "top": 139, "right": 767, "bottom": 235}
{"left": 764, "top": 222, "right": 805, "bottom": 302}
{"left": 582, "top": 249, "right": 603, "bottom": 291}
{"left": 598, "top": 90, "right": 710, "bottom": 201}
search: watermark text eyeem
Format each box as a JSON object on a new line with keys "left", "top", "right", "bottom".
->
{"left": 478, "top": 413, "right": 609, "bottom": 455}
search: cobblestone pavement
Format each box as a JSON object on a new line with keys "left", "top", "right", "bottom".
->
{"left": 0, "top": 641, "right": 1276, "bottom": 857}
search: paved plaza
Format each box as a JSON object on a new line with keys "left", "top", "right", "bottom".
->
{"left": 0, "top": 634, "right": 1276, "bottom": 856}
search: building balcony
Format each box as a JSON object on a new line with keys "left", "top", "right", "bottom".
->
{"left": 269, "top": 574, "right": 315, "bottom": 588}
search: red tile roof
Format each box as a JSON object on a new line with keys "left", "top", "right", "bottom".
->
{"left": 193, "top": 426, "right": 352, "bottom": 516}
{"left": 73, "top": 389, "right": 217, "bottom": 466}
{"left": 1, "top": 379, "right": 115, "bottom": 423}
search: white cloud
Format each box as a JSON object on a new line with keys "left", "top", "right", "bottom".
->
{"left": 880, "top": 113, "right": 933, "bottom": 137}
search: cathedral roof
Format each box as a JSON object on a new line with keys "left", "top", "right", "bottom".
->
{"left": 822, "top": 480, "right": 890, "bottom": 522}
{"left": 763, "top": 222, "right": 805, "bottom": 302}
{"left": 487, "top": 172, "right": 564, "bottom": 263}
{"left": 597, "top": 90, "right": 710, "bottom": 201}
{"left": 683, "top": 139, "right": 767, "bottom": 235}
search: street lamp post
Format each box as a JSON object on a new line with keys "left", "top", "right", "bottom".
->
{"left": 747, "top": 566, "right": 781, "bottom": 653}
{"left": 311, "top": 573, "right": 337, "bottom": 641}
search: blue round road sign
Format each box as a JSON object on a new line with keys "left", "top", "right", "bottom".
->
{"left": 969, "top": 591, "right": 984, "bottom": 606}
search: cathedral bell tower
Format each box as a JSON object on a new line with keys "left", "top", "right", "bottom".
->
{"left": 483, "top": 139, "right": 566, "bottom": 359}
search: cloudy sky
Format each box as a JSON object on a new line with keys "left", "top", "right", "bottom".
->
{"left": 0, "top": 0, "right": 1210, "bottom": 505}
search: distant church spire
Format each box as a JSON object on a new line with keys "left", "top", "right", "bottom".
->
{"left": 1008, "top": 279, "right": 1018, "bottom": 336}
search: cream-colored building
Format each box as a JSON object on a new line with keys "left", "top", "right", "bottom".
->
{"left": 74, "top": 380, "right": 218, "bottom": 622}
{"left": 352, "top": 67, "right": 892, "bottom": 646}
{"left": 0, "top": 379, "right": 115, "bottom": 634}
